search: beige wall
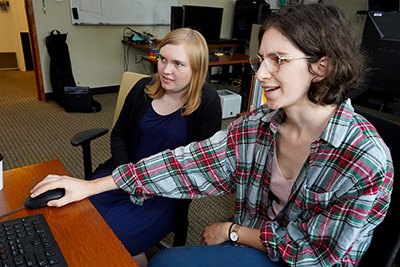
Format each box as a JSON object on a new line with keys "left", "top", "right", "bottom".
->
{"left": 11, "top": 0, "right": 29, "bottom": 71}
{"left": 32, "top": 0, "right": 236, "bottom": 94}
{"left": 0, "top": 0, "right": 29, "bottom": 70}
{"left": 0, "top": 8, "right": 15, "bottom": 52}
{"left": 32, "top": 0, "right": 372, "bottom": 94}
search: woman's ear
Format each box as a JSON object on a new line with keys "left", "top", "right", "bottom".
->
{"left": 312, "top": 56, "right": 329, "bottom": 82}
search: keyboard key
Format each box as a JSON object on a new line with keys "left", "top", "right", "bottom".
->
{"left": 34, "top": 251, "right": 48, "bottom": 266}
{"left": 2, "top": 259, "right": 13, "bottom": 267}
{"left": 1, "top": 253, "right": 8, "bottom": 260}
{"left": 44, "top": 249, "right": 55, "bottom": 258}
{"left": 48, "top": 257, "right": 59, "bottom": 265}
{"left": 24, "top": 253, "right": 36, "bottom": 266}
{"left": 13, "top": 255, "right": 24, "bottom": 266}
{"left": 32, "top": 240, "right": 41, "bottom": 246}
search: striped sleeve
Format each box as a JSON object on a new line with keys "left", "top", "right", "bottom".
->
{"left": 112, "top": 130, "right": 236, "bottom": 205}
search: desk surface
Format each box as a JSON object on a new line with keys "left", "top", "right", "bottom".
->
{"left": 0, "top": 160, "right": 138, "bottom": 267}
{"left": 208, "top": 52, "right": 249, "bottom": 66}
{"left": 122, "top": 40, "right": 160, "bottom": 51}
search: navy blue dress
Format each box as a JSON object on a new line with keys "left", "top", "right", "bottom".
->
{"left": 89, "top": 104, "right": 188, "bottom": 256}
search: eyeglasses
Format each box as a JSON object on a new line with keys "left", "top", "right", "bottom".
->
{"left": 249, "top": 53, "right": 311, "bottom": 74}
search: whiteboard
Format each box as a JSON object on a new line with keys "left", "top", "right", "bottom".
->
{"left": 69, "top": 0, "right": 179, "bottom": 25}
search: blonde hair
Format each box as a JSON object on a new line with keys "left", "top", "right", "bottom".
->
{"left": 145, "top": 28, "right": 209, "bottom": 116}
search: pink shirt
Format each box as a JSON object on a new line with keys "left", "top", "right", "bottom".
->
{"left": 267, "top": 147, "right": 296, "bottom": 219}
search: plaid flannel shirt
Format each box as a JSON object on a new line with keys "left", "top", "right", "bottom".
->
{"left": 113, "top": 99, "right": 393, "bottom": 266}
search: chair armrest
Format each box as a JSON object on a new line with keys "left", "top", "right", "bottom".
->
{"left": 70, "top": 128, "right": 108, "bottom": 179}
{"left": 71, "top": 128, "right": 108, "bottom": 147}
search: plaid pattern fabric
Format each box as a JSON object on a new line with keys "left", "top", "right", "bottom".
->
{"left": 113, "top": 99, "right": 393, "bottom": 266}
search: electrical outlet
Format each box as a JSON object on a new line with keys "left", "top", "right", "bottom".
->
{"left": 135, "top": 55, "right": 143, "bottom": 63}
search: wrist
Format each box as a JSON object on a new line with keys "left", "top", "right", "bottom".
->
{"left": 90, "top": 175, "right": 117, "bottom": 196}
{"left": 228, "top": 222, "right": 241, "bottom": 243}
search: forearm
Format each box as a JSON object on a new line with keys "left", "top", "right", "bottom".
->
{"left": 90, "top": 175, "right": 119, "bottom": 195}
{"left": 232, "top": 224, "right": 266, "bottom": 252}
{"left": 113, "top": 130, "right": 234, "bottom": 202}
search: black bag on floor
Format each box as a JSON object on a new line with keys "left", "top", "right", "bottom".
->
{"left": 45, "top": 30, "right": 76, "bottom": 106}
{"left": 46, "top": 30, "right": 101, "bottom": 113}
{"left": 64, "top": 87, "right": 102, "bottom": 113}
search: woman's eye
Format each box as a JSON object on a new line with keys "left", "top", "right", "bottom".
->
{"left": 271, "top": 56, "right": 280, "bottom": 64}
{"left": 175, "top": 62, "right": 183, "bottom": 67}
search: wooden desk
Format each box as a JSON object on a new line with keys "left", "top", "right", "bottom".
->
{"left": 122, "top": 40, "right": 249, "bottom": 66}
{"left": 209, "top": 52, "right": 249, "bottom": 66}
{"left": 207, "top": 42, "right": 245, "bottom": 49}
{"left": 142, "top": 52, "right": 249, "bottom": 67}
{"left": 122, "top": 40, "right": 160, "bottom": 51}
{"left": 0, "top": 160, "right": 138, "bottom": 267}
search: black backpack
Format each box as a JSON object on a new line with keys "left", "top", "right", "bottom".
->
{"left": 45, "top": 30, "right": 101, "bottom": 113}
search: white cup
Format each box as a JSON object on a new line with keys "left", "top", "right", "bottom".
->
{"left": 0, "top": 154, "right": 3, "bottom": 191}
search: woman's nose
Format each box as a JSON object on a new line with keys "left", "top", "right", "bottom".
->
{"left": 161, "top": 62, "right": 173, "bottom": 74}
{"left": 256, "top": 62, "right": 273, "bottom": 81}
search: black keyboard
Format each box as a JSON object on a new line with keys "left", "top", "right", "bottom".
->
{"left": 0, "top": 214, "right": 68, "bottom": 267}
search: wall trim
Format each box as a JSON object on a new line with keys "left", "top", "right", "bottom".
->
{"left": 44, "top": 85, "right": 119, "bottom": 101}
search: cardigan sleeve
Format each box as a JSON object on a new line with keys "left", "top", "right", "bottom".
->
{"left": 188, "top": 83, "right": 222, "bottom": 142}
{"left": 110, "top": 77, "right": 151, "bottom": 167}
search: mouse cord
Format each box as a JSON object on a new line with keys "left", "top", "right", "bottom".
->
{"left": 0, "top": 205, "right": 25, "bottom": 220}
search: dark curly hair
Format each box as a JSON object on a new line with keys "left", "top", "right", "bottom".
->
{"left": 259, "top": 4, "right": 366, "bottom": 106}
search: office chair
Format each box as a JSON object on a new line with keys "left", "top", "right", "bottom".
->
{"left": 70, "top": 71, "right": 149, "bottom": 178}
{"left": 70, "top": 71, "right": 190, "bottom": 248}
{"left": 356, "top": 108, "right": 400, "bottom": 267}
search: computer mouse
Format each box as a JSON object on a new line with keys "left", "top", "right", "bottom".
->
{"left": 25, "top": 188, "right": 66, "bottom": 209}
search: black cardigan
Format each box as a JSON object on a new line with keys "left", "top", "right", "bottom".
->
{"left": 93, "top": 77, "right": 222, "bottom": 175}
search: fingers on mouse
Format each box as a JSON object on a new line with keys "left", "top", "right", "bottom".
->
{"left": 25, "top": 188, "right": 66, "bottom": 209}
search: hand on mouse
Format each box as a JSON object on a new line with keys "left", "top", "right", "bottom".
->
{"left": 30, "top": 174, "right": 117, "bottom": 207}
{"left": 29, "top": 175, "right": 90, "bottom": 207}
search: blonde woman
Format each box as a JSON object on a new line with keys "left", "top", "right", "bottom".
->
{"left": 34, "top": 28, "right": 222, "bottom": 266}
